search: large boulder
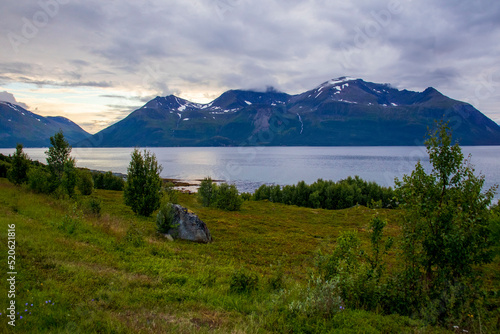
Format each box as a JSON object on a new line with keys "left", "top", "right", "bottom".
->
{"left": 167, "top": 204, "right": 212, "bottom": 243}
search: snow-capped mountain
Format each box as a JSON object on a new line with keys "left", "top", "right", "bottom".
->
{"left": 76, "top": 77, "right": 500, "bottom": 147}
{"left": 0, "top": 101, "right": 90, "bottom": 148}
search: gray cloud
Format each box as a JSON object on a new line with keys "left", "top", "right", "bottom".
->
{"left": 0, "top": 91, "right": 29, "bottom": 109}
{"left": 0, "top": 0, "right": 499, "bottom": 127}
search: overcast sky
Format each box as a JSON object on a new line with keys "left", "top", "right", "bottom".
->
{"left": 1, "top": 0, "right": 500, "bottom": 133}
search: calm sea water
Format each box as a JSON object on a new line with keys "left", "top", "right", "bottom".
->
{"left": 2, "top": 146, "right": 499, "bottom": 200}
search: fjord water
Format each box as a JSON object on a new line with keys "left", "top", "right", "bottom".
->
{"left": 3, "top": 146, "right": 500, "bottom": 199}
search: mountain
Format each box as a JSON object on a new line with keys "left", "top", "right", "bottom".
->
{"left": 77, "top": 77, "right": 500, "bottom": 147}
{"left": 0, "top": 101, "right": 90, "bottom": 148}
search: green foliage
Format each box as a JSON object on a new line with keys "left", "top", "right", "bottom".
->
{"left": 27, "top": 165, "right": 53, "bottom": 194}
{"left": 198, "top": 177, "right": 243, "bottom": 211}
{"left": 123, "top": 148, "right": 163, "bottom": 217}
{"left": 162, "top": 181, "right": 178, "bottom": 204}
{"left": 394, "top": 121, "right": 497, "bottom": 324}
{"left": 267, "top": 267, "right": 285, "bottom": 292}
{"left": 7, "top": 143, "right": 30, "bottom": 185}
{"left": 214, "top": 182, "right": 243, "bottom": 211}
{"left": 198, "top": 177, "right": 217, "bottom": 207}
{"left": 240, "top": 192, "right": 252, "bottom": 201}
{"left": 489, "top": 201, "right": 500, "bottom": 257}
{"left": 85, "top": 196, "right": 102, "bottom": 217}
{"left": 0, "top": 160, "right": 11, "bottom": 178}
{"left": 365, "top": 217, "right": 393, "bottom": 280}
{"left": 77, "top": 169, "right": 94, "bottom": 195}
{"left": 156, "top": 202, "right": 176, "bottom": 234}
{"left": 229, "top": 269, "right": 259, "bottom": 294}
{"left": 316, "top": 220, "right": 393, "bottom": 312}
{"left": 92, "top": 171, "right": 125, "bottom": 191}
{"left": 46, "top": 130, "right": 72, "bottom": 180}
{"left": 252, "top": 176, "right": 394, "bottom": 210}
{"left": 61, "top": 158, "right": 77, "bottom": 197}
{"left": 286, "top": 276, "right": 343, "bottom": 318}
{"left": 44, "top": 131, "right": 77, "bottom": 196}
{"left": 124, "top": 223, "right": 145, "bottom": 247}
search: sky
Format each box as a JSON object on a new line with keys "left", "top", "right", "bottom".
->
{"left": 1, "top": 0, "right": 500, "bottom": 134}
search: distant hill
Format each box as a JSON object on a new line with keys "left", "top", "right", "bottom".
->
{"left": 75, "top": 77, "right": 500, "bottom": 147}
{"left": 0, "top": 101, "right": 90, "bottom": 147}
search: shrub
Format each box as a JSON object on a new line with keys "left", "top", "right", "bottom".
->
{"left": 198, "top": 177, "right": 243, "bottom": 211}
{"left": 77, "top": 169, "right": 94, "bottom": 195}
{"left": 198, "top": 177, "right": 217, "bottom": 207}
{"left": 287, "top": 276, "right": 343, "bottom": 318}
{"left": 61, "top": 159, "right": 77, "bottom": 197}
{"left": 162, "top": 182, "right": 178, "bottom": 204}
{"left": 251, "top": 177, "right": 394, "bottom": 210}
{"left": 229, "top": 269, "right": 259, "bottom": 294}
{"left": 7, "top": 143, "right": 31, "bottom": 185}
{"left": 42, "top": 131, "right": 77, "bottom": 196}
{"left": 215, "top": 183, "right": 243, "bottom": 211}
{"left": 394, "top": 121, "right": 497, "bottom": 325}
{"left": 0, "top": 160, "right": 11, "bottom": 178}
{"left": 28, "top": 166, "right": 53, "bottom": 194}
{"left": 85, "top": 196, "right": 102, "bottom": 217}
{"left": 156, "top": 202, "right": 176, "bottom": 234}
{"left": 124, "top": 149, "right": 163, "bottom": 217}
{"left": 92, "top": 171, "right": 125, "bottom": 191}
{"left": 124, "top": 223, "right": 145, "bottom": 247}
{"left": 267, "top": 268, "right": 285, "bottom": 292}
{"left": 240, "top": 192, "right": 252, "bottom": 201}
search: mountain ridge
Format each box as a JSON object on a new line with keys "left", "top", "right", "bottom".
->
{"left": 77, "top": 77, "right": 500, "bottom": 147}
{"left": 0, "top": 101, "right": 90, "bottom": 148}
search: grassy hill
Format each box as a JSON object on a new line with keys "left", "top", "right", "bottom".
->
{"left": 1, "top": 178, "right": 498, "bottom": 333}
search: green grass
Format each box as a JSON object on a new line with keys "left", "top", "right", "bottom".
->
{"left": 0, "top": 178, "right": 498, "bottom": 333}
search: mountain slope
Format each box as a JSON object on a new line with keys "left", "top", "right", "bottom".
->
{"left": 0, "top": 102, "right": 90, "bottom": 147}
{"left": 77, "top": 77, "right": 500, "bottom": 147}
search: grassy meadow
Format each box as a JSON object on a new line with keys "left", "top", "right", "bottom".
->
{"left": 0, "top": 177, "right": 498, "bottom": 333}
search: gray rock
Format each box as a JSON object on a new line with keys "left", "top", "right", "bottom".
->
{"left": 167, "top": 204, "right": 212, "bottom": 243}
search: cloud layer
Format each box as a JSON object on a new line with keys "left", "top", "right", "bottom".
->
{"left": 1, "top": 0, "right": 499, "bottom": 132}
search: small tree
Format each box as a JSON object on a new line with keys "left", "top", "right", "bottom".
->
{"left": 198, "top": 177, "right": 217, "bottom": 207}
{"left": 394, "top": 121, "right": 497, "bottom": 322}
{"left": 7, "top": 143, "right": 30, "bottom": 185}
{"left": 215, "top": 183, "right": 243, "bottom": 211}
{"left": 46, "top": 131, "right": 76, "bottom": 195}
{"left": 124, "top": 148, "right": 163, "bottom": 216}
{"left": 156, "top": 201, "right": 176, "bottom": 234}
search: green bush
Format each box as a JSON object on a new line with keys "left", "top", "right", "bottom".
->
{"left": 215, "top": 183, "right": 243, "bottom": 211}
{"left": 394, "top": 121, "right": 497, "bottom": 325}
{"left": 198, "top": 177, "right": 217, "bottom": 207}
{"left": 156, "top": 202, "right": 176, "bottom": 234}
{"left": 85, "top": 196, "right": 102, "bottom": 217}
{"left": 124, "top": 149, "right": 163, "bottom": 217}
{"left": 240, "top": 192, "right": 252, "bottom": 201}
{"left": 27, "top": 166, "right": 53, "bottom": 194}
{"left": 0, "top": 160, "right": 11, "bottom": 178}
{"left": 7, "top": 143, "right": 30, "bottom": 185}
{"left": 198, "top": 177, "right": 243, "bottom": 211}
{"left": 124, "top": 223, "right": 145, "bottom": 247}
{"left": 286, "top": 276, "right": 343, "bottom": 318}
{"left": 267, "top": 268, "right": 285, "bottom": 292}
{"left": 252, "top": 176, "right": 394, "bottom": 210}
{"left": 229, "top": 269, "right": 259, "bottom": 294}
{"left": 162, "top": 182, "right": 178, "bottom": 204}
{"left": 46, "top": 131, "right": 76, "bottom": 196}
{"left": 92, "top": 171, "right": 125, "bottom": 191}
{"left": 77, "top": 169, "right": 94, "bottom": 195}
